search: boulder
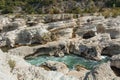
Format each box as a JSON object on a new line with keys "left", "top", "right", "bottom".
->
{"left": 0, "top": 16, "right": 11, "bottom": 32}
{"left": 8, "top": 39, "right": 69, "bottom": 59}
{"left": 51, "top": 28, "right": 73, "bottom": 39}
{"left": 17, "top": 28, "right": 51, "bottom": 45}
{"left": 111, "top": 54, "right": 120, "bottom": 69}
{"left": 8, "top": 46, "right": 34, "bottom": 58}
{"left": 25, "top": 40, "right": 69, "bottom": 58}
{"left": 69, "top": 33, "right": 111, "bottom": 60}
{"left": 5, "top": 31, "right": 18, "bottom": 47}
{"left": 84, "top": 62, "right": 118, "bottom": 80}
{"left": 2, "top": 18, "right": 26, "bottom": 32}
{"left": 40, "top": 61, "right": 69, "bottom": 74}
{"left": 67, "top": 69, "right": 89, "bottom": 79}
{"left": 101, "top": 41, "right": 120, "bottom": 56}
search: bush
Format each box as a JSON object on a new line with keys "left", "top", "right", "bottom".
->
{"left": 8, "top": 59, "right": 16, "bottom": 72}
{"left": 70, "top": 7, "right": 81, "bottom": 14}
{"left": 24, "top": 5, "right": 35, "bottom": 14}
{"left": 41, "top": 33, "right": 52, "bottom": 44}
{"left": 41, "top": 32, "right": 58, "bottom": 44}
{"left": 101, "top": 9, "right": 111, "bottom": 18}
{"left": 1, "top": 6, "right": 13, "bottom": 14}
{"left": 48, "top": 7, "right": 60, "bottom": 14}
{"left": 101, "top": 8, "right": 120, "bottom": 18}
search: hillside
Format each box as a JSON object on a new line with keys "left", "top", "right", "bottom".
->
{"left": 0, "top": 0, "right": 120, "bottom": 15}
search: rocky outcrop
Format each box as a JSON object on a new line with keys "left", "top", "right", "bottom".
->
{"left": 0, "top": 49, "right": 79, "bottom": 80}
{"left": 0, "top": 15, "right": 120, "bottom": 80}
{"left": 2, "top": 18, "right": 26, "bottom": 32}
{"left": 76, "top": 16, "right": 120, "bottom": 39}
{"left": 0, "top": 16, "right": 11, "bottom": 32}
{"left": 8, "top": 33, "right": 112, "bottom": 60}
{"left": 69, "top": 33, "right": 111, "bottom": 60}
{"left": 8, "top": 46, "right": 34, "bottom": 58}
{"left": 84, "top": 62, "right": 118, "bottom": 80}
{"left": 67, "top": 70, "right": 89, "bottom": 80}
{"left": 1, "top": 49, "right": 120, "bottom": 80}
{"left": 0, "top": 49, "right": 17, "bottom": 80}
{"left": 101, "top": 41, "right": 120, "bottom": 56}
{"left": 0, "top": 18, "right": 77, "bottom": 47}
{"left": 67, "top": 65, "right": 89, "bottom": 79}
{"left": 17, "top": 28, "right": 51, "bottom": 45}
{"left": 40, "top": 61, "right": 69, "bottom": 74}
{"left": 111, "top": 54, "right": 120, "bottom": 68}
{"left": 1, "top": 15, "right": 120, "bottom": 48}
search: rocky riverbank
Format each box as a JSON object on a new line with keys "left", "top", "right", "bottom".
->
{"left": 0, "top": 14, "right": 120, "bottom": 80}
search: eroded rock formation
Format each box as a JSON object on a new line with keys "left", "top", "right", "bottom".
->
{"left": 0, "top": 14, "right": 120, "bottom": 80}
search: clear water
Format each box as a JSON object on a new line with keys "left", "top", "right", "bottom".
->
{"left": 26, "top": 55, "right": 109, "bottom": 70}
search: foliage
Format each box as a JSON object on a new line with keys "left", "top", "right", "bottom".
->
{"left": 1, "top": 6, "right": 13, "bottom": 14}
{"left": 101, "top": 8, "right": 120, "bottom": 18}
{"left": 0, "top": 0, "right": 120, "bottom": 15}
{"left": 8, "top": 59, "right": 16, "bottom": 72}
{"left": 70, "top": 7, "right": 81, "bottom": 14}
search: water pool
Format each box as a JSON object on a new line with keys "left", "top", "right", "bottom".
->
{"left": 26, "top": 55, "right": 109, "bottom": 70}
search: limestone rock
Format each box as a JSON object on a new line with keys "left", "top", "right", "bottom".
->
{"left": 2, "top": 18, "right": 26, "bottom": 32}
{"left": 67, "top": 70, "right": 89, "bottom": 80}
{"left": 101, "top": 41, "right": 120, "bottom": 56}
{"left": 0, "top": 49, "right": 79, "bottom": 80}
{"left": 51, "top": 28, "right": 73, "bottom": 39}
{"left": 69, "top": 33, "right": 111, "bottom": 60}
{"left": 29, "top": 40, "right": 69, "bottom": 58}
{"left": 111, "top": 54, "right": 120, "bottom": 69}
{"left": 44, "top": 14, "right": 74, "bottom": 23}
{"left": 85, "top": 62, "right": 118, "bottom": 80}
{"left": 8, "top": 33, "right": 112, "bottom": 60}
{"left": 8, "top": 46, "right": 34, "bottom": 58}
{"left": 17, "top": 27, "right": 51, "bottom": 45}
{"left": 0, "top": 49, "right": 17, "bottom": 80}
{"left": 40, "top": 61, "right": 69, "bottom": 74}
{"left": 0, "top": 16, "right": 11, "bottom": 32}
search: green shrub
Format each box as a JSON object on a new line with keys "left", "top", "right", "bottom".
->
{"left": 101, "top": 8, "right": 120, "bottom": 18}
{"left": 8, "top": 59, "right": 16, "bottom": 72}
{"left": 41, "top": 33, "right": 52, "bottom": 44}
{"left": 1, "top": 6, "right": 13, "bottom": 14}
{"left": 48, "top": 7, "right": 60, "bottom": 14}
{"left": 71, "top": 7, "right": 81, "bottom": 14}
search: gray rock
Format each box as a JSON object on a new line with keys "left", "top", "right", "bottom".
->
{"left": 0, "top": 49, "right": 79, "bottom": 80}
{"left": 41, "top": 61, "right": 69, "bottom": 74}
{"left": 8, "top": 46, "right": 34, "bottom": 58}
{"left": 111, "top": 54, "right": 120, "bottom": 69}
{"left": 84, "top": 62, "right": 118, "bottom": 80}
{"left": 101, "top": 41, "right": 120, "bottom": 56}
{"left": 70, "top": 33, "right": 111, "bottom": 60}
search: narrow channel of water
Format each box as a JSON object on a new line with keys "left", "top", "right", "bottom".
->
{"left": 26, "top": 55, "right": 109, "bottom": 70}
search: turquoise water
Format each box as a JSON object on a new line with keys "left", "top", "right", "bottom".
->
{"left": 26, "top": 55, "right": 109, "bottom": 70}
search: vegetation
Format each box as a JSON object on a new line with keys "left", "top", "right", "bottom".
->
{"left": 41, "top": 32, "right": 58, "bottom": 44}
{"left": 75, "top": 64, "right": 87, "bottom": 71}
{"left": 8, "top": 59, "right": 16, "bottom": 72}
{"left": 0, "top": 0, "right": 120, "bottom": 16}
